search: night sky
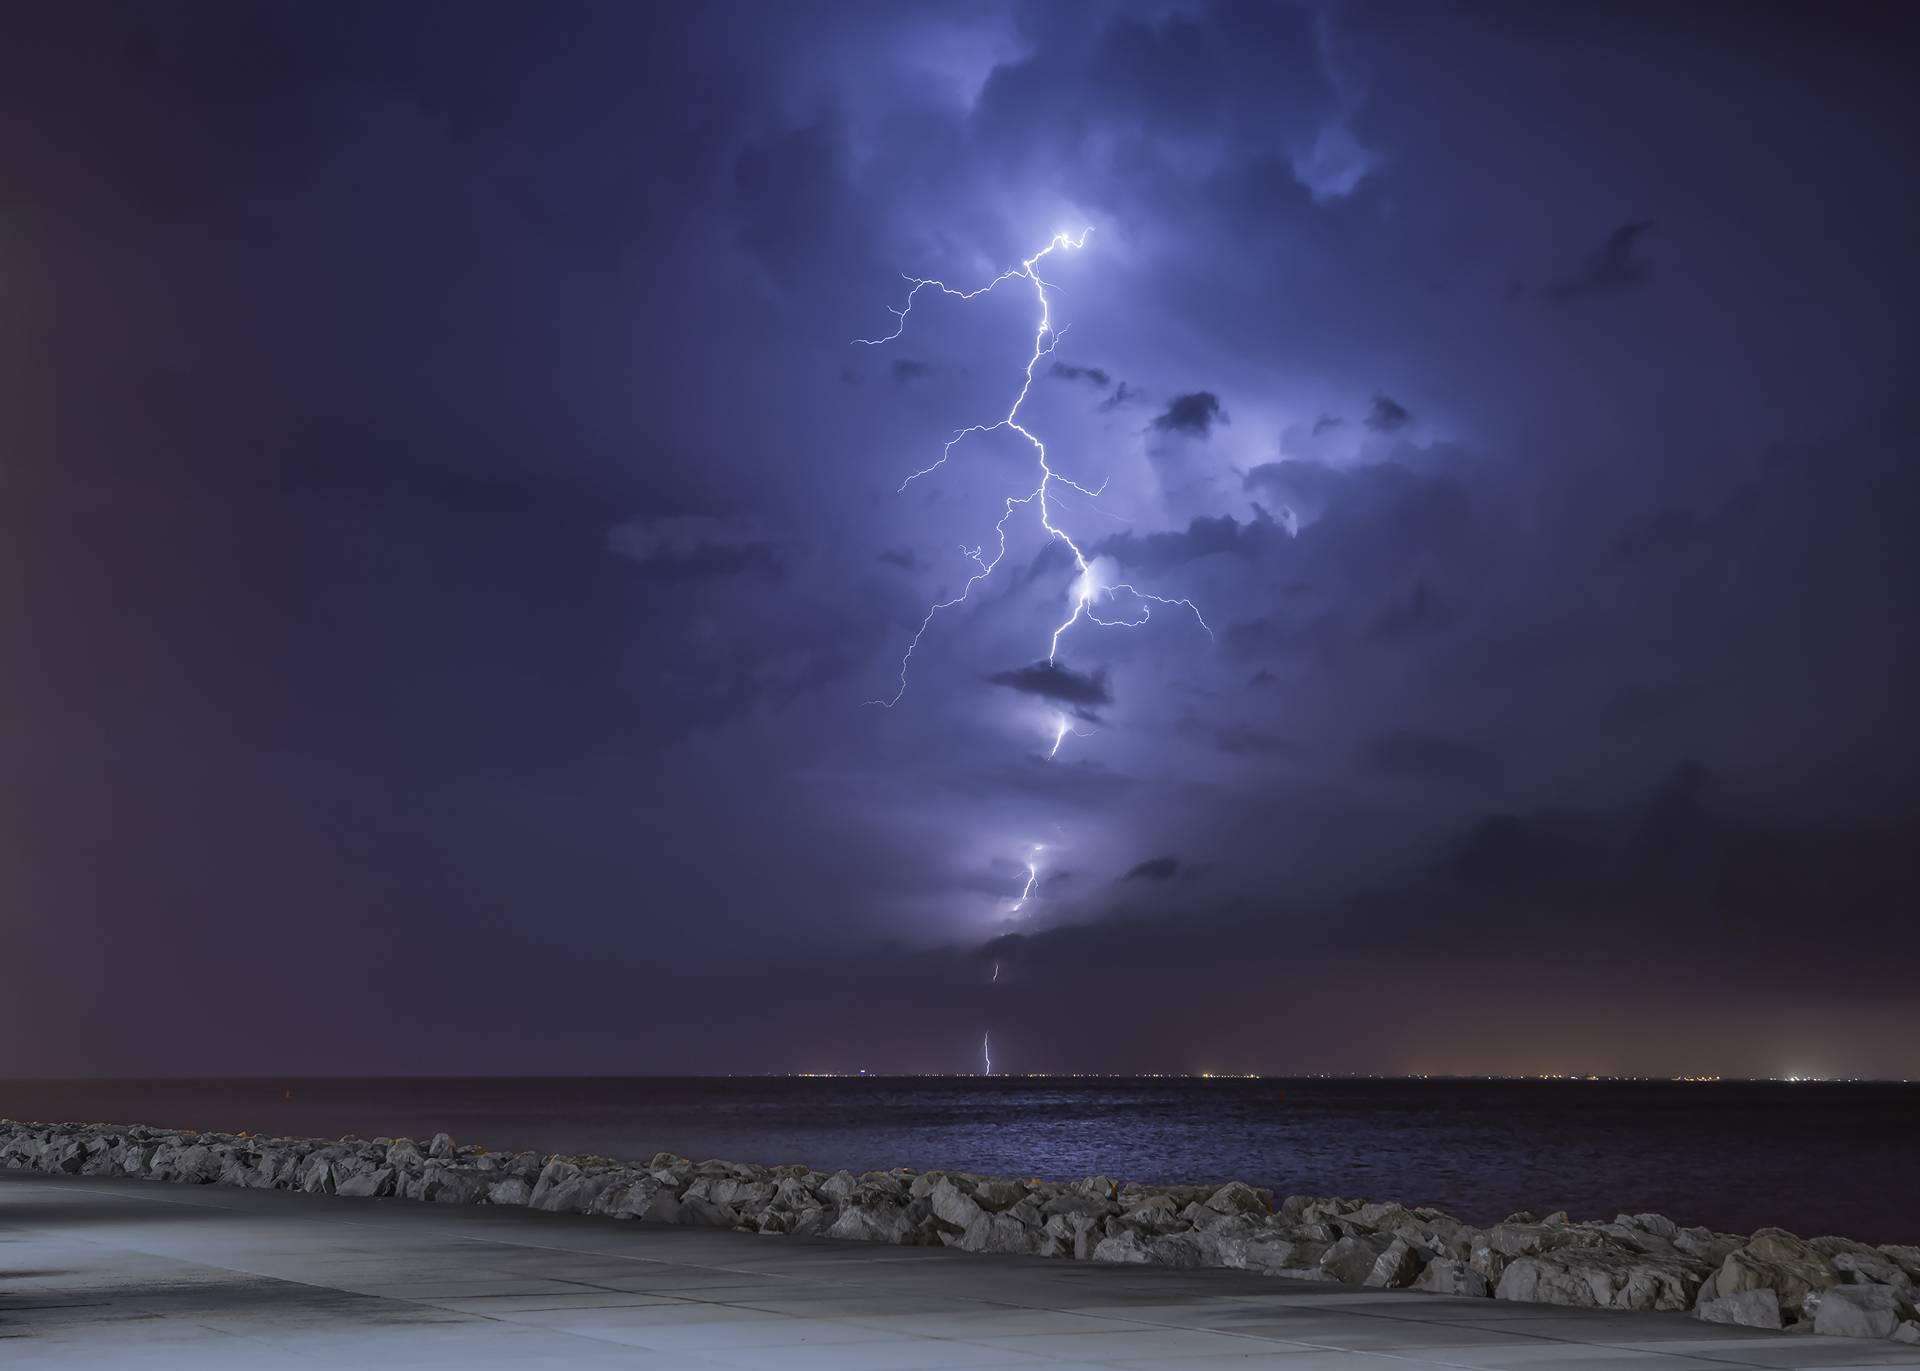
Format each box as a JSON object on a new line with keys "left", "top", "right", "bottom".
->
{"left": 6, "top": 2, "right": 1916, "bottom": 1079}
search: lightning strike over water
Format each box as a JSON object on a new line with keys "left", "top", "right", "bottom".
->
{"left": 982, "top": 1031, "right": 993, "bottom": 1076}
{"left": 858, "top": 230, "right": 1212, "bottom": 717}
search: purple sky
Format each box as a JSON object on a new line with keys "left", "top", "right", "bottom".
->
{"left": 4, "top": 1, "right": 1916, "bottom": 1078}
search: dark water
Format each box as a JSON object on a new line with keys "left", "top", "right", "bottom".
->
{"left": 4, "top": 1077, "right": 1914, "bottom": 1244}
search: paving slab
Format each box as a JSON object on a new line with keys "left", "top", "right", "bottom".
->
{"left": 4, "top": 1171, "right": 1918, "bottom": 1369}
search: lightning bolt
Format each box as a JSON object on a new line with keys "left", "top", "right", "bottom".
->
{"left": 859, "top": 230, "right": 1211, "bottom": 715}
{"left": 1047, "top": 711, "right": 1098, "bottom": 760}
{"left": 1009, "top": 857, "right": 1039, "bottom": 913}
{"left": 983, "top": 1030, "right": 993, "bottom": 1076}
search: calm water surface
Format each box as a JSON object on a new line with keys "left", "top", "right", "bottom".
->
{"left": 4, "top": 1077, "right": 1914, "bottom": 1244}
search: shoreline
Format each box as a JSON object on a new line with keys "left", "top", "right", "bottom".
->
{"left": 4, "top": 1116, "right": 1916, "bottom": 1345}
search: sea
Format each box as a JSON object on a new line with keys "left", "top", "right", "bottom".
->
{"left": 3, "top": 1077, "right": 1914, "bottom": 1245}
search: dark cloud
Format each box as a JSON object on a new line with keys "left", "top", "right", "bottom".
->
{"left": 987, "top": 661, "right": 1114, "bottom": 709}
{"left": 1364, "top": 394, "right": 1412, "bottom": 432}
{"left": 1213, "top": 724, "right": 1296, "bottom": 757}
{"left": 1097, "top": 509, "right": 1284, "bottom": 573}
{"left": 1122, "top": 855, "right": 1180, "bottom": 881}
{"left": 1050, "top": 361, "right": 1112, "bottom": 388}
{"left": 1369, "top": 580, "right": 1449, "bottom": 641}
{"left": 1151, "top": 391, "right": 1226, "bottom": 436}
{"left": 876, "top": 546, "right": 926, "bottom": 572}
{"left": 606, "top": 515, "right": 779, "bottom": 579}
{"left": 1097, "top": 381, "right": 1139, "bottom": 413}
{"left": 1366, "top": 730, "right": 1503, "bottom": 789}
{"left": 1311, "top": 413, "right": 1344, "bottom": 435}
{"left": 889, "top": 357, "right": 933, "bottom": 382}
{"left": 1546, "top": 220, "right": 1657, "bottom": 302}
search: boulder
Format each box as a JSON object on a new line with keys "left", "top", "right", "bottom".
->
{"left": 1621, "top": 1213, "right": 1681, "bottom": 1241}
{"left": 924, "top": 1178, "right": 985, "bottom": 1230}
{"left": 1091, "top": 1230, "right": 1153, "bottom": 1264}
{"left": 1470, "top": 1235, "right": 1509, "bottom": 1283}
{"left": 429, "top": 1168, "right": 493, "bottom": 1204}
{"left": 1144, "top": 1232, "right": 1211, "bottom": 1267}
{"left": 335, "top": 1167, "right": 396, "bottom": 1199}
{"left": 1696, "top": 1289, "right": 1783, "bottom": 1329}
{"left": 972, "top": 1178, "right": 1031, "bottom": 1212}
{"left": 1880, "top": 1247, "right": 1920, "bottom": 1281}
{"left": 787, "top": 1206, "right": 830, "bottom": 1237}
{"left": 1834, "top": 1251, "right": 1914, "bottom": 1290}
{"left": 591, "top": 1176, "right": 665, "bottom": 1218}
{"left": 1348, "top": 1202, "right": 1418, "bottom": 1233}
{"left": 1675, "top": 1228, "right": 1745, "bottom": 1266}
{"left": 1396, "top": 1216, "right": 1478, "bottom": 1262}
{"left": 955, "top": 1212, "right": 1044, "bottom": 1256}
{"left": 827, "top": 1201, "right": 914, "bottom": 1245}
{"left": 1206, "top": 1182, "right": 1272, "bottom": 1216}
{"left": 1315, "top": 1234, "right": 1395, "bottom": 1284}
{"left": 907, "top": 1170, "right": 953, "bottom": 1200}
{"left": 1364, "top": 1237, "right": 1427, "bottom": 1289}
{"left": 1413, "top": 1258, "right": 1490, "bottom": 1297}
{"left": 702, "top": 1177, "right": 775, "bottom": 1211}
{"left": 1487, "top": 1222, "right": 1574, "bottom": 1258}
{"left": 1119, "top": 1195, "right": 1182, "bottom": 1232}
{"left": 487, "top": 1177, "right": 532, "bottom": 1206}
{"left": 386, "top": 1140, "right": 424, "bottom": 1170}
{"left": 1719, "top": 1233, "right": 1839, "bottom": 1312}
{"left": 171, "top": 1144, "right": 221, "bottom": 1184}
{"left": 528, "top": 1162, "right": 625, "bottom": 1214}
{"left": 1812, "top": 1284, "right": 1916, "bottom": 1340}
{"left": 1004, "top": 1194, "right": 1043, "bottom": 1227}
{"left": 1040, "top": 1190, "right": 1115, "bottom": 1220}
{"left": 1497, "top": 1249, "right": 1704, "bottom": 1312}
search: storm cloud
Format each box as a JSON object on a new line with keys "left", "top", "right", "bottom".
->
{"left": 1546, "top": 220, "right": 1658, "bottom": 302}
{"left": 1152, "top": 391, "right": 1227, "bottom": 437}
{"left": 1050, "top": 361, "right": 1112, "bottom": 388}
{"left": 1364, "top": 394, "right": 1412, "bottom": 432}
{"left": 3, "top": 0, "right": 1915, "bottom": 1077}
{"left": 1122, "top": 855, "right": 1181, "bottom": 882}
{"left": 988, "top": 661, "right": 1114, "bottom": 709}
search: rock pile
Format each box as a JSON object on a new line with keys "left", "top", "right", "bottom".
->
{"left": 4, "top": 1118, "right": 1915, "bottom": 1345}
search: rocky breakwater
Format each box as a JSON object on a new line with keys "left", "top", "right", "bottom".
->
{"left": 4, "top": 1117, "right": 1916, "bottom": 1346}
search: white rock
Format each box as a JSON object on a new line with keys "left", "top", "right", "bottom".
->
{"left": 1813, "top": 1285, "right": 1916, "bottom": 1340}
